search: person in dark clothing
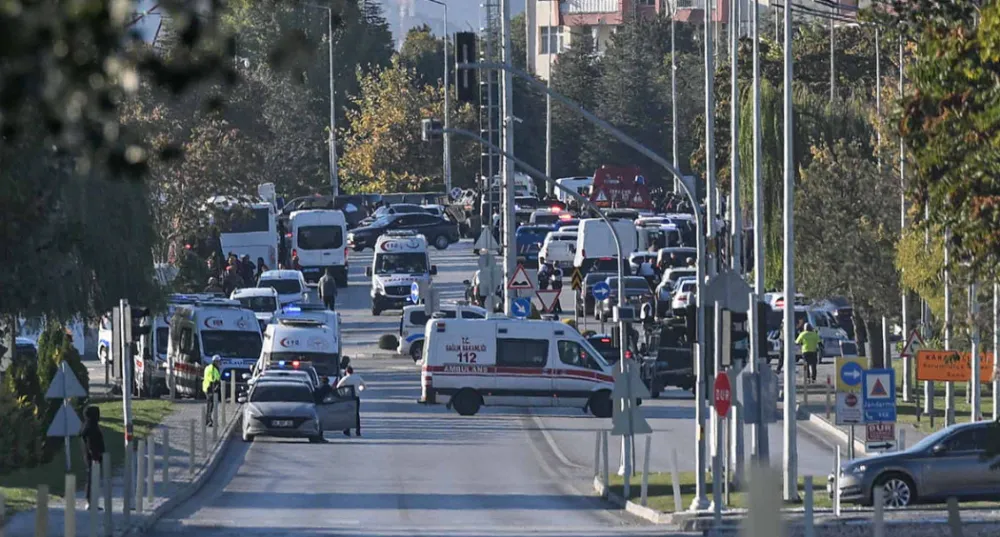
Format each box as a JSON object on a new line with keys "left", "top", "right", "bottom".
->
{"left": 318, "top": 268, "right": 338, "bottom": 310}
{"left": 255, "top": 257, "right": 268, "bottom": 283}
{"left": 240, "top": 255, "right": 255, "bottom": 284}
{"left": 221, "top": 266, "right": 240, "bottom": 296}
{"left": 550, "top": 263, "right": 564, "bottom": 313}
{"left": 80, "top": 405, "right": 105, "bottom": 510}
{"left": 314, "top": 376, "right": 333, "bottom": 403}
{"left": 203, "top": 277, "right": 223, "bottom": 294}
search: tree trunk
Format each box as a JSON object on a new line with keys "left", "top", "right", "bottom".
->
{"left": 854, "top": 312, "right": 868, "bottom": 357}
{"left": 865, "top": 317, "right": 885, "bottom": 368}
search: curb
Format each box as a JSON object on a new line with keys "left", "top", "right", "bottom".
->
{"left": 798, "top": 404, "right": 868, "bottom": 457}
{"left": 591, "top": 476, "right": 675, "bottom": 525}
{"left": 121, "top": 407, "right": 242, "bottom": 537}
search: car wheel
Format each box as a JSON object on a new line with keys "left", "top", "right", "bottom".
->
{"left": 588, "top": 391, "right": 613, "bottom": 418}
{"left": 409, "top": 342, "right": 423, "bottom": 363}
{"left": 434, "top": 235, "right": 449, "bottom": 250}
{"left": 452, "top": 389, "right": 482, "bottom": 416}
{"left": 874, "top": 473, "right": 915, "bottom": 507}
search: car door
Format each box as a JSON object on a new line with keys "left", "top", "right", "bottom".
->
{"left": 553, "top": 339, "right": 607, "bottom": 408}
{"left": 494, "top": 325, "right": 552, "bottom": 406}
{"left": 316, "top": 385, "right": 358, "bottom": 432}
{"left": 920, "top": 426, "right": 993, "bottom": 500}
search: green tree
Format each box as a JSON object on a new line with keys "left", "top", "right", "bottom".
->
{"left": 400, "top": 24, "right": 446, "bottom": 87}
{"left": 550, "top": 31, "right": 599, "bottom": 177}
{"left": 795, "top": 140, "right": 900, "bottom": 365}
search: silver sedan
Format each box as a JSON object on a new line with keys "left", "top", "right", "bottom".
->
{"left": 240, "top": 381, "right": 323, "bottom": 443}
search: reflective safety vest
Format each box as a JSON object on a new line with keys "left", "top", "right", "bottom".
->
{"left": 202, "top": 364, "right": 221, "bottom": 394}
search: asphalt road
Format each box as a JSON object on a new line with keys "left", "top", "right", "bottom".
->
{"left": 145, "top": 239, "right": 840, "bottom": 536}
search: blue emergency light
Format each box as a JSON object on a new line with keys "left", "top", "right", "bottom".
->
{"left": 282, "top": 305, "right": 302, "bottom": 314}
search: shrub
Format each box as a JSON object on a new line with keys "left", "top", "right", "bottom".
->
{"left": 0, "top": 391, "right": 45, "bottom": 470}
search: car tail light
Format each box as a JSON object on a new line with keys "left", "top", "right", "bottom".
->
{"left": 600, "top": 338, "right": 611, "bottom": 343}
{"left": 285, "top": 232, "right": 292, "bottom": 238}
{"left": 292, "top": 360, "right": 300, "bottom": 368}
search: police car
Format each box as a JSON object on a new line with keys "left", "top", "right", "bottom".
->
{"left": 166, "top": 297, "right": 263, "bottom": 398}
{"left": 421, "top": 317, "right": 616, "bottom": 417}
{"left": 397, "top": 302, "right": 487, "bottom": 362}
{"left": 365, "top": 231, "right": 437, "bottom": 316}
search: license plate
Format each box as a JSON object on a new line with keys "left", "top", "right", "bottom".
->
{"left": 303, "top": 268, "right": 319, "bottom": 273}
{"left": 271, "top": 420, "right": 293, "bottom": 427}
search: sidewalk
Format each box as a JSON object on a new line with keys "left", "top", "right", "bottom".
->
{"left": 3, "top": 399, "right": 240, "bottom": 537}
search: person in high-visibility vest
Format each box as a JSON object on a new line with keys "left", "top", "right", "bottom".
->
{"left": 796, "top": 324, "right": 821, "bottom": 384}
{"left": 203, "top": 356, "right": 222, "bottom": 426}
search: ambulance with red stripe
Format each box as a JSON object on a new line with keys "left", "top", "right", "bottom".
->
{"left": 166, "top": 298, "right": 263, "bottom": 397}
{"left": 420, "top": 318, "right": 615, "bottom": 417}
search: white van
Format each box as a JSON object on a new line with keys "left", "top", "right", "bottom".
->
{"left": 420, "top": 318, "right": 616, "bottom": 417}
{"left": 573, "top": 218, "right": 638, "bottom": 273}
{"left": 257, "top": 269, "right": 308, "bottom": 306}
{"left": 256, "top": 316, "right": 344, "bottom": 382}
{"left": 397, "top": 303, "right": 487, "bottom": 362}
{"left": 289, "top": 209, "right": 348, "bottom": 286}
{"left": 555, "top": 176, "right": 593, "bottom": 203}
{"left": 539, "top": 230, "right": 577, "bottom": 268}
{"left": 230, "top": 287, "right": 280, "bottom": 331}
{"left": 365, "top": 231, "right": 437, "bottom": 316}
{"left": 166, "top": 298, "right": 263, "bottom": 397}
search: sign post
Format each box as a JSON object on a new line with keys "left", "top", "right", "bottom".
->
{"left": 835, "top": 356, "right": 865, "bottom": 426}
{"left": 46, "top": 362, "right": 87, "bottom": 472}
{"left": 863, "top": 368, "right": 897, "bottom": 452}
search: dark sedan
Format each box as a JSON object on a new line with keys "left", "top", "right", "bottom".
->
{"left": 597, "top": 276, "right": 653, "bottom": 321}
{"left": 348, "top": 212, "right": 460, "bottom": 251}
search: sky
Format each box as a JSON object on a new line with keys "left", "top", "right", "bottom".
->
{"left": 379, "top": 0, "right": 526, "bottom": 43}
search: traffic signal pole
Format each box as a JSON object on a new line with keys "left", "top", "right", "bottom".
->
{"left": 499, "top": 0, "right": 515, "bottom": 316}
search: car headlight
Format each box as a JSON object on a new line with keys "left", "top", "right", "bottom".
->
{"left": 246, "top": 407, "right": 262, "bottom": 419}
{"left": 374, "top": 280, "right": 385, "bottom": 292}
{"left": 847, "top": 464, "right": 866, "bottom": 475}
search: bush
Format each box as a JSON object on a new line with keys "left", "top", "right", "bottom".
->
{"left": 378, "top": 333, "right": 399, "bottom": 351}
{"left": 0, "top": 392, "right": 45, "bottom": 470}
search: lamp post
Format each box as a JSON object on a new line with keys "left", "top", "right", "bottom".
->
{"left": 423, "top": 0, "right": 452, "bottom": 192}
{"left": 303, "top": 3, "right": 339, "bottom": 196}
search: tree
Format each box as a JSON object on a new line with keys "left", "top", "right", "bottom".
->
{"left": 795, "top": 140, "right": 900, "bottom": 365}
{"left": 400, "top": 24, "right": 446, "bottom": 87}
{"left": 550, "top": 31, "right": 599, "bottom": 177}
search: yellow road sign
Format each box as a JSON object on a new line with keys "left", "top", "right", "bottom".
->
{"left": 570, "top": 268, "right": 583, "bottom": 291}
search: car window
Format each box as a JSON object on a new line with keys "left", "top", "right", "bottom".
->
{"left": 497, "top": 339, "right": 548, "bottom": 368}
{"left": 813, "top": 313, "right": 829, "bottom": 328}
{"left": 945, "top": 428, "right": 983, "bottom": 452}
{"left": 558, "top": 340, "right": 602, "bottom": 371}
{"left": 461, "top": 310, "right": 485, "bottom": 319}
{"left": 409, "top": 310, "right": 429, "bottom": 326}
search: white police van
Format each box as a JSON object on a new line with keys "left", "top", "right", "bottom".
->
{"left": 166, "top": 297, "right": 263, "bottom": 397}
{"left": 289, "top": 209, "right": 349, "bottom": 286}
{"left": 397, "top": 302, "right": 487, "bottom": 362}
{"left": 365, "top": 231, "right": 437, "bottom": 316}
{"left": 420, "top": 317, "right": 616, "bottom": 417}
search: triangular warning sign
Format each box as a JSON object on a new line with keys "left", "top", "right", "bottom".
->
{"left": 595, "top": 189, "right": 608, "bottom": 202}
{"left": 45, "top": 367, "right": 87, "bottom": 399}
{"left": 535, "top": 289, "right": 562, "bottom": 313}
{"left": 47, "top": 405, "right": 83, "bottom": 437}
{"left": 632, "top": 191, "right": 644, "bottom": 204}
{"left": 900, "top": 329, "right": 924, "bottom": 358}
{"left": 507, "top": 264, "right": 534, "bottom": 290}
{"left": 871, "top": 378, "right": 888, "bottom": 397}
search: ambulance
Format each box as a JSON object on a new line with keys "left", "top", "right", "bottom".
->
{"left": 365, "top": 231, "right": 437, "bottom": 316}
{"left": 420, "top": 317, "right": 616, "bottom": 417}
{"left": 166, "top": 297, "right": 263, "bottom": 398}
{"left": 134, "top": 296, "right": 191, "bottom": 398}
{"left": 255, "top": 315, "right": 345, "bottom": 382}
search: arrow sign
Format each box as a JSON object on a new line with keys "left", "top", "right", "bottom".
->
{"left": 511, "top": 297, "right": 531, "bottom": 319}
{"left": 410, "top": 281, "right": 421, "bottom": 304}
{"left": 570, "top": 268, "right": 583, "bottom": 291}
{"left": 535, "top": 289, "right": 562, "bottom": 313}
{"left": 592, "top": 281, "right": 611, "bottom": 301}
{"left": 866, "top": 442, "right": 895, "bottom": 451}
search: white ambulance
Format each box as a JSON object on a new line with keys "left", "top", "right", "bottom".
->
{"left": 257, "top": 309, "right": 344, "bottom": 381}
{"left": 420, "top": 318, "right": 616, "bottom": 417}
{"left": 166, "top": 298, "right": 263, "bottom": 398}
{"left": 365, "top": 231, "right": 437, "bottom": 316}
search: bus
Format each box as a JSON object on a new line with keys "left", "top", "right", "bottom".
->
{"left": 208, "top": 197, "right": 278, "bottom": 269}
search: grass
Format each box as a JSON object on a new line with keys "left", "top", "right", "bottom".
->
{"left": 607, "top": 472, "right": 831, "bottom": 513}
{"left": 1, "top": 399, "right": 174, "bottom": 518}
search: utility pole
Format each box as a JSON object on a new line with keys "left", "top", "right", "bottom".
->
{"left": 730, "top": 0, "right": 741, "bottom": 274}
{"left": 924, "top": 202, "right": 934, "bottom": 415}
{"left": 945, "top": 230, "right": 955, "bottom": 425}
{"left": 899, "top": 38, "right": 910, "bottom": 402}
{"left": 829, "top": 14, "right": 835, "bottom": 102}
{"left": 970, "top": 282, "right": 981, "bottom": 421}
{"left": 545, "top": 4, "right": 553, "bottom": 197}
{"left": 704, "top": 0, "right": 717, "bottom": 279}
{"left": 781, "top": 0, "right": 798, "bottom": 502}
{"left": 750, "top": 0, "right": 768, "bottom": 462}
{"left": 499, "top": 0, "right": 515, "bottom": 315}
{"left": 671, "top": 2, "right": 679, "bottom": 192}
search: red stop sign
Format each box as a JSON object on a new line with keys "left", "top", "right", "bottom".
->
{"left": 714, "top": 373, "right": 732, "bottom": 417}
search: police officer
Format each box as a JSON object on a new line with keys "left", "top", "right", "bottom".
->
{"left": 203, "top": 356, "right": 222, "bottom": 426}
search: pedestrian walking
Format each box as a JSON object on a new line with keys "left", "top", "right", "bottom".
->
{"left": 336, "top": 367, "right": 366, "bottom": 437}
{"left": 318, "top": 267, "right": 338, "bottom": 310}
{"left": 80, "top": 405, "right": 105, "bottom": 511}
{"left": 203, "top": 356, "right": 222, "bottom": 426}
{"left": 796, "top": 323, "right": 821, "bottom": 383}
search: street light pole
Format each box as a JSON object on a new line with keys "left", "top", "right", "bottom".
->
{"left": 781, "top": 0, "right": 798, "bottom": 502}
{"left": 671, "top": 1, "right": 679, "bottom": 191}
{"left": 305, "top": 3, "right": 339, "bottom": 196}
{"left": 424, "top": 0, "right": 451, "bottom": 192}
{"left": 750, "top": 0, "right": 767, "bottom": 462}
{"left": 730, "top": 0, "right": 741, "bottom": 274}
{"left": 500, "top": 0, "right": 516, "bottom": 315}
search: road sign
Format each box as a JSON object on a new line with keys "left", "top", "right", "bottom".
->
{"left": 714, "top": 372, "right": 732, "bottom": 417}
{"left": 511, "top": 297, "right": 531, "bottom": 319}
{"left": 535, "top": 289, "right": 561, "bottom": 313}
{"left": 45, "top": 367, "right": 87, "bottom": 399}
{"left": 862, "top": 368, "right": 896, "bottom": 423}
{"left": 450, "top": 187, "right": 463, "bottom": 200}
{"left": 611, "top": 360, "right": 651, "bottom": 436}
{"left": 836, "top": 356, "right": 865, "bottom": 393}
{"left": 736, "top": 365, "right": 779, "bottom": 425}
{"left": 900, "top": 329, "right": 924, "bottom": 358}
{"left": 570, "top": 268, "right": 583, "bottom": 291}
{"left": 410, "top": 281, "right": 421, "bottom": 304}
{"left": 473, "top": 227, "right": 499, "bottom": 252}
{"left": 865, "top": 422, "right": 896, "bottom": 452}
{"left": 836, "top": 392, "right": 864, "bottom": 425}
{"left": 507, "top": 264, "right": 534, "bottom": 290}
{"left": 915, "top": 349, "right": 995, "bottom": 383}
{"left": 592, "top": 281, "right": 610, "bottom": 301}
{"left": 47, "top": 405, "right": 82, "bottom": 437}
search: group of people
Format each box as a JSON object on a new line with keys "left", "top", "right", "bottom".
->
{"left": 204, "top": 252, "right": 268, "bottom": 296}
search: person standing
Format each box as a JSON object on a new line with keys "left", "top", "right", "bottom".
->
{"left": 550, "top": 262, "right": 564, "bottom": 314}
{"left": 796, "top": 323, "right": 821, "bottom": 383}
{"left": 318, "top": 267, "right": 338, "bottom": 310}
{"left": 336, "top": 366, "right": 366, "bottom": 437}
{"left": 203, "top": 356, "right": 222, "bottom": 426}
{"left": 80, "top": 405, "right": 105, "bottom": 511}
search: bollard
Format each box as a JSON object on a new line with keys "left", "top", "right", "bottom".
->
{"left": 804, "top": 371, "right": 810, "bottom": 407}
{"left": 947, "top": 497, "right": 964, "bottom": 537}
{"left": 601, "top": 431, "right": 609, "bottom": 490}
{"left": 135, "top": 439, "right": 145, "bottom": 513}
{"left": 670, "top": 448, "right": 682, "bottom": 513}
{"left": 35, "top": 484, "right": 48, "bottom": 537}
{"left": 102, "top": 452, "right": 112, "bottom": 537}
{"left": 803, "top": 477, "right": 814, "bottom": 537}
{"left": 147, "top": 433, "right": 155, "bottom": 502}
{"left": 123, "top": 447, "right": 132, "bottom": 526}
{"left": 230, "top": 374, "right": 236, "bottom": 406}
{"left": 834, "top": 446, "right": 841, "bottom": 516}
{"left": 65, "top": 474, "right": 76, "bottom": 537}
{"left": 825, "top": 376, "right": 832, "bottom": 419}
{"left": 899, "top": 428, "right": 906, "bottom": 451}
{"left": 201, "top": 406, "right": 208, "bottom": 456}
{"left": 212, "top": 398, "right": 219, "bottom": 443}
{"left": 189, "top": 419, "right": 196, "bottom": 474}
{"left": 873, "top": 486, "right": 885, "bottom": 537}
{"left": 593, "top": 431, "right": 601, "bottom": 478}
{"left": 221, "top": 383, "right": 227, "bottom": 425}
{"left": 742, "top": 464, "right": 783, "bottom": 537}
{"left": 89, "top": 461, "right": 100, "bottom": 537}
{"left": 640, "top": 435, "right": 651, "bottom": 507}
{"left": 162, "top": 428, "right": 170, "bottom": 485}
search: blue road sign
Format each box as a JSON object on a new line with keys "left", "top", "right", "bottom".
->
{"left": 840, "top": 361, "right": 863, "bottom": 387}
{"left": 862, "top": 368, "right": 897, "bottom": 423}
{"left": 410, "top": 281, "right": 420, "bottom": 304}
{"left": 592, "top": 281, "right": 611, "bottom": 301}
{"left": 512, "top": 297, "right": 531, "bottom": 318}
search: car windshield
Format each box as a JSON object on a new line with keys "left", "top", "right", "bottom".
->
{"left": 261, "top": 279, "right": 301, "bottom": 295}
{"left": 607, "top": 278, "right": 651, "bottom": 291}
{"left": 238, "top": 296, "right": 278, "bottom": 313}
{"left": 533, "top": 214, "right": 559, "bottom": 225}
{"left": 155, "top": 327, "right": 169, "bottom": 355}
{"left": 375, "top": 252, "right": 428, "bottom": 274}
{"left": 297, "top": 225, "right": 343, "bottom": 250}
{"left": 266, "top": 352, "right": 341, "bottom": 377}
{"left": 587, "top": 337, "right": 618, "bottom": 362}
{"left": 201, "top": 330, "right": 262, "bottom": 358}
{"left": 908, "top": 426, "right": 960, "bottom": 453}
{"left": 249, "top": 384, "right": 314, "bottom": 403}
{"left": 369, "top": 215, "right": 392, "bottom": 228}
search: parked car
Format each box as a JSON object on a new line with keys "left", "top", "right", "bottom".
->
{"left": 348, "top": 212, "right": 460, "bottom": 251}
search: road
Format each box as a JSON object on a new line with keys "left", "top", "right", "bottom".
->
{"left": 145, "top": 239, "right": 840, "bottom": 536}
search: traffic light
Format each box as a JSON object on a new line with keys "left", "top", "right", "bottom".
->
{"left": 421, "top": 119, "right": 442, "bottom": 142}
{"left": 756, "top": 300, "right": 770, "bottom": 361}
{"left": 683, "top": 304, "right": 697, "bottom": 343}
{"left": 455, "top": 32, "right": 478, "bottom": 103}
{"left": 730, "top": 310, "right": 749, "bottom": 364}
{"left": 131, "top": 307, "right": 151, "bottom": 339}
